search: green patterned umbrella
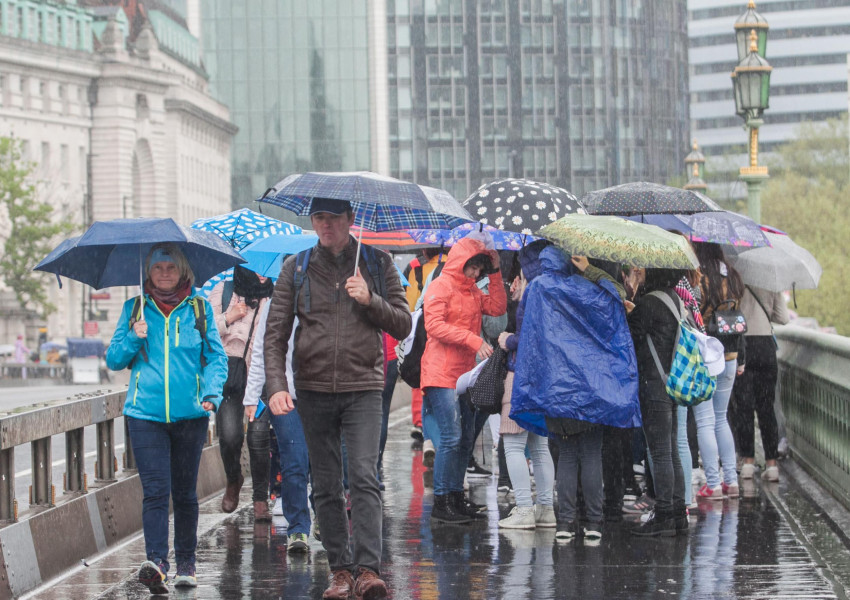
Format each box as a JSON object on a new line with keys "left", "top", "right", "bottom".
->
{"left": 539, "top": 214, "right": 699, "bottom": 269}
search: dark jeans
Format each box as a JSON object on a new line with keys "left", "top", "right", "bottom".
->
{"left": 378, "top": 358, "right": 399, "bottom": 469}
{"left": 269, "top": 408, "right": 311, "bottom": 535}
{"left": 639, "top": 381, "right": 686, "bottom": 517}
{"left": 297, "top": 389, "right": 384, "bottom": 574}
{"left": 554, "top": 428, "right": 603, "bottom": 525}
{"left": 732, "top": 336, "right": 780, "bottom": 460}
{"left": 216, "top": 393, "right": 245, "bottom": 483}
{"left": 602, "top": 426, "right": 632, "bottom": 515}
{"left": 459, "top": 393, "right": 489, "bottom": 469}
{"left": 127, "top": 415, "right": 209, "bottom": 572}
{"left": 245, "top": 410, "right": 271, "bottom": 501}
{"left": 422, "top": 387, "right": 464, "bottom": 495}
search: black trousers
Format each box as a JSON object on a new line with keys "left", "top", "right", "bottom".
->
{"left": 730, "top": 336, "right": 780, "bottom": 461}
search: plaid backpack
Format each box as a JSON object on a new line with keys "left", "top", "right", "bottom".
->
{"left": 645, "top": 291, "right": 716, "bottom": 407}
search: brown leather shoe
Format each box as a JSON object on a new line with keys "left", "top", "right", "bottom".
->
{"left": 354, "top": 568, "right": 388, "bottom": 600}
{"left": 221, "top": 474, "right": 244, "bottom": 513}
{"left": 323, "top": 569, "right": 355, "bottom": 600}
{"left": 253, "top": 500, "right": 271, "bottom": 522}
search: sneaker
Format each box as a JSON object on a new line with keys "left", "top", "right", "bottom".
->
{"left": 138, "top": 560, "right": 168, "bottom": 594}
{"left": 633, "top": 463, "right": 645, "bottom": 476}
{"left": 631, "top": 512, "right": 676, "bottom": 537}
{"left": 312, "top": 516, "right": 322, "bottom": 542}
{"left": 323, "top": 569, "right": 355, "bottom": 600}
{"left": 497, "top": 483, "right": 512, "bottom": 494}
{"left": 583, "top": 524, "right": 602, "bottom": 540}
{"left": 410, "top": 426, "right": 424, "bottom": 442}
{"left": 777, "top": 437, "right": 789, "bottom": 458}
{"left": 498, "top": 506, "right": 536, "bottom": 530}
{"left": 535, "top": 505, "right": 557, "bottom": 528}
{"left": 697, "top": 484, "right": 723, "bottom": 500}
{"left": 272, "top": 497, "right": 284, "bottom": 516}
{"left": 354, "top": 567, "right": 388, "bottom": 600}
{"left": 762, "top": 466, "right": 780, "bottom": 482}
{"left": 466, "top": 459, "right": 492, "bottom": 478}
{"left": 622, "top": 493, "right": 655, "bottom": 514}
{"left": 692, "top": 467, "right": 707, "bottom": 486}
{"left": 722, "top": 482, "right": 739, "bottom": 498}
{"left": 174, "top": 563, "right": 197, "bottom": 588}
{"left": 422, "top": 439, "right": 435, "bottom": 468}
{"left": 740, "top": 463, "right": 756, "bottom": 479}
{"left": 288, "top": 532, "right": 309, "bottom": 553}
{"left": 675, "top": 514, "right": 689, "bottom": 535}
{"left": 555, "top": 521, "right": 577, "bottom": 541}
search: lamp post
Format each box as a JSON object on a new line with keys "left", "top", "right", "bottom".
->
{"left": 732, "top": 1, "right": 771, "bottom": 222}
{"left": 684, "top": 140, "right": 708, "bottom": 192}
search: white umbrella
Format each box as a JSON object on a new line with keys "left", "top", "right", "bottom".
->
{"left": 725, "top": 231, "right": 822, "bottom": 292}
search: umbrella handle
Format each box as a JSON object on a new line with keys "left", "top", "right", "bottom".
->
{"left": 138, "top": 248, "right": 145, "bottom": 321}
{"left": 353, "top": 212, "right": 365, "bottom": 277}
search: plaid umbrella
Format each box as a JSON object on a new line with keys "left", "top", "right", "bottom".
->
{"left": 463, "top": 178, "right": 584, "bottom": 235}
{"left": 258, "top": 171, "right": 473, "bottom": 231}
{"left": 581, "top": 182, "right": 723, "bottom": 216}
{"left": 408, "top": 222, "right": 539, "bottom": 251}
{"left": 350, "top": 226, "right": 433, "bottom": 252}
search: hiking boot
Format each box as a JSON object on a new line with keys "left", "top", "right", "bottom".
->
{"left": 174, "top": 562, "right": 197, "bottom": 588}
{"left": 288, "top": 532, "right": 309, "bottom": 553}
{"left": 138, "top": 560, "right": 168, "bottom": 594}
{"left": 254, "top": 500, "right": 272, "bottom": 522}
{"left": 631, "top": 511, "right": 676, "bottom": 537}
{"left": 535, "top": 505, "right": 557, "bottom": 528}
{"left": 466, "top": 458, "right": 492, "bottom": 478}
{"left": 430, "top": 494, "right": 471, "bottom": 524}
{"left": 499, "top": 506, "right": 536, "bottom": 530}
{"left": 323, "top": 569, "right": 355, "bottom": 600}
{"left": 221, "top": 474, "right": 244, "bottom": 513}
{"left": 354, "top": 567, "right": 388, "bottom": 600}
{"left": 422, "top": 439, "right": 435, "bottom": 468}
{"left": 450, "top": 491, "right": 485, "bottom": 519}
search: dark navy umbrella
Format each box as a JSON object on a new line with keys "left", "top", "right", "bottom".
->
{"left": 34, "top": 218, "right": 246, "bottom": 290}
{"left": 581, "top": 182, "right": 723, "bottom": 216}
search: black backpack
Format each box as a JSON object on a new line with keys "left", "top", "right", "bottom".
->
{"left": 127, "top": 295, "right": 212, "bottom": 367}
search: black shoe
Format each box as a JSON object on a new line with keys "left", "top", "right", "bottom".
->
{"left": 631, "top": 511, "right": 676, "bottom": 537}
{"left": 466, "top": 459, "right": 492, "bottom": 478}
{"left": 410, "top": 426, "right": 424, "bottom": 442}
{"left": 431, "top": 494, "right": 471, "bottom": 524}
{"left": 675, "top": 514, "right": 689, "bottom": 535}
{"left": 450, "top": 491, "right": 486, "bottom": 520}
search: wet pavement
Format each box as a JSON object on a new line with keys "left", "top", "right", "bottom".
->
{"left": 29, "top": 411, "right": 850, "bottom": 600}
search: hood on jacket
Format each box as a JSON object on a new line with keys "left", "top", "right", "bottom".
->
{"left": 518, "top": 239, "right": 550, "bottom": 282}
{"left": 440, "top": 237, "right": 490, "bottom": 289}
{"left": 539, "top": 245, "right": 579, "bottom": 277}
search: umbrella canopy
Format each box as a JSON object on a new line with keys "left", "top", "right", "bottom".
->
{"left": 349, "top": 226, "right": 432, "bottom": 252}
{"left": 725, "top": 231, "right": 821, "bottom": 292}
{"left": 679, "top": 211, "right": 770, "bottom": 247}
{"left": 408, "top": 222, "right": 539, "bottom": 251}
{"left": 191, "top": 208, "right": 302, "bottom": 250}
{"left": 581, "top": 182, "right": 723, "bottom": 216}
{"left": 239, "top": 233, "right": 320, "bottom": 279}
{"left": 34, "top": 218, "right": 245, "bottom": 289}
{"left": 539, "top": 214, "right": 700, "bottom": 269}
{"left": 463, "top": 178, "right": 584, "bottom": 234}
{"left": 259, "top": 171, "right": 473, "bottom": 231}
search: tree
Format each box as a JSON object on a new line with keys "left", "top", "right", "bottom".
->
{"left": 0, "top": 136, "right": 76, "bottom": 317}
{"left": 761, "top": 116, "right": 850, "bottom": 334}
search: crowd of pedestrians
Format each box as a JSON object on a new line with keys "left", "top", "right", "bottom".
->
{"left": 106, "top": 201, "right": 790, "bottom": 599}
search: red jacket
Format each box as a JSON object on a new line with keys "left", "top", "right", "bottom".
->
{"left": 420, "top": 237, "right": 507, "bottom": 389}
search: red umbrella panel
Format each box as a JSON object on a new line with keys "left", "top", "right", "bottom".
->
{"left": 348, "top": 226, "right": 437, "bottom": 252}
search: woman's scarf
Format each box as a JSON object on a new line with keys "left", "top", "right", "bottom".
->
{"left": 675, "top": 278, "right": 706, "bottom": 333}
{"left": 233, "top": 266, "right": 273, "bottom": 308}
{"left": 145, "top": 279, "right": 191, "bottom": 316}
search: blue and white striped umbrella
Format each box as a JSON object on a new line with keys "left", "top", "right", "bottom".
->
{"left": 191, "top": 208, "right": 303, "bottom": 296}
{"left": 258, "top": 171, "right": 473, "bottom": 232}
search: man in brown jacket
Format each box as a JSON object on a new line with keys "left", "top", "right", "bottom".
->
{"left": 264, "top": 197, "right": 411, "bottom": 600}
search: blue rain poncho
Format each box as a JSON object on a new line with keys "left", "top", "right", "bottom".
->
{"left": 510, "top": 247, "right": 640, "bottom": 436}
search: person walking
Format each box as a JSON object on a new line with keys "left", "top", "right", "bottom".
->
{"left": 208, "top": 266, "right": 274, "bottom": 518}
{"left": 420, "top": 233, "right": 506, "bottom": 525}
{"left": 263, "top": 198, "right": 411, "bottom": 600}
{"left": 106, "top": 244, "right": 227, "bottom": 592}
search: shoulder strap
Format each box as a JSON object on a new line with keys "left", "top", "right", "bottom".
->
{"left": 359, "top": 244, "right": 387, "bottom": 301}
{"left": 293, "top": 248, "right": 313, "bottom": 314}
{"left": 222, "top": 280, "right": 235, "bottom": 312}
{"left": 648, "top": 290, "right": 684, "bottom": 322}
{"left": 746, "top": 285, "right": 774, "bottom": 332}
{"left": 432, "top": 261, "right": 446, "bottom": 280}
{"left": 414, "top": 264, "right": 424, "bottom": 292}
{"left": 128, "top": 296, "right": 148, "bottom": 364}
{"left": 190, "top": 297, "right": 211, "bottom": 368}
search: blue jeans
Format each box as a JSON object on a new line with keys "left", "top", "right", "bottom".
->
{"left": 270, "top": 408, "right": 311, "bottom": 535}
{"left": 677, "top": 405, "right": 693, "bottom": 505}
{"left": 694, "top": 359, "right": 738, "bottom": 489}
{"left": 127, "top": 415, "right": 209, "bottom": 572}
{"left": 422, "top": 387, "right": 464, "bottom": 495}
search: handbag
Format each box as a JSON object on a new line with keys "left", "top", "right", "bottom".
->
{"left": 467, "top": 346, "right": 508, "bottom": 415}
{"left": 706, "top": 299, "right": 747, "bottom": 337}
{"left": 222, "top": 305, "right": 260, "bottom": 398}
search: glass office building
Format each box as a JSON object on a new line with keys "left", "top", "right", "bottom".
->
{"left": 387, "top": 0, "right": 691, "bottom": 199}
{"left": 201, "top": 1, "right": 373, "bottom": 205}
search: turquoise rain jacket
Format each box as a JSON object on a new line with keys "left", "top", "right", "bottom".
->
{"left": 510, "top": 247, "right": 640, "bottom": 436}
{"left": 106, "top": 292, "right": 228, "bottom": 423}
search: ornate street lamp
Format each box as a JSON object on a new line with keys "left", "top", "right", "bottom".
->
{"left": 732, "top": 7, "right": 771, "bottom": 222}
{"left": 735, "top": 0, "right": 768, "bottom": 60}
{"left": 684, "top": 140, "right": 707, "bottom": 192}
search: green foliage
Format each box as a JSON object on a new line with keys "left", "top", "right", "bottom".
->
{"left": 761, "top": 116, "right": 850, "bottom": 334}
{"left": 0, "top": 136, "right": 76, "bottom": 317}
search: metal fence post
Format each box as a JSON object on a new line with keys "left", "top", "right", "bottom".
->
{"left": 95, "top": 420, "right": 116, "bottom": 483}
{"left": 65, "top": 427, "right": 86, "bottom": 493}
{"left": 122, "top": 418, "right": 136, "bottom": 472}
{"left": 0, "top": 448, "right": 15, "bottom": 522}
{"left": 30, "top": 437, "right": 53, "bottom": 507}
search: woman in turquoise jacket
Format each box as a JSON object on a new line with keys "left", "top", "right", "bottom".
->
{"left": 106, "top": 243, "right": 227, "bottom": 593}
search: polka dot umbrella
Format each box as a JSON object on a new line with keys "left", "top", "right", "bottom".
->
{"left": 462, "top": 178, "right": 584, "bottom": 235}
{"left": 580, "top": 181, "right": 723, "bottom": 216}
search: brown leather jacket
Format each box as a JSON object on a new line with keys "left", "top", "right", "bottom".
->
{"left": 264, "top": 237, "right": 411, "bottom": 395}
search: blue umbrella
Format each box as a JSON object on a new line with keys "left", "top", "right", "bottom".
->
{"left": 34, "top": 217, "right": 245, "bottom": 291}
{"left": 408, "top": 222, "right": 539, "bottom": 251}
{"left": 239, "top": 233, "right": 320, "bottom": 279}
{"left": 191, "top": 208, "right": 302, "bottom": 250}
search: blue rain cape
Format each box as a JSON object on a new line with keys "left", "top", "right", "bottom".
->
{"left": 510, "top": 247, "right": 641, "bottom": 436}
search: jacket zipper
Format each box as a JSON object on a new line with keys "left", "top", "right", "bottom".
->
{"left": 133, "top": 371, "right": 140, "bottom": 405}
{"left": 196, "top": 374, "right": 201, "bottom": 406}
{"left": 333, "top": 280, "right": 340, "bottom": 393}
{"left": 164, "top": 318, "right": 170, "bottom": 423}
{"left": 175, "top": 317, "right": 180, "bottom": 346}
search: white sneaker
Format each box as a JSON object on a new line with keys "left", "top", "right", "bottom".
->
{"left": 534, "top": 505, "right": 557, "bottom": 528}
{"left": 272, "top": 497, "right": 284, "bottom": 516}
{"left": 739, "top": 463, "right": 756, "bottom": 480}
{"left": 422, "top": 439, "right": 435, "bottom": 468}
{"left": 762, "top": 466, "right": 779, "bottom": 482}
{"left": 583, "top": 526, "right": 602, "bottom": 540}
{"left": 499, "top": 506, "right": 536, "bottom": 529}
